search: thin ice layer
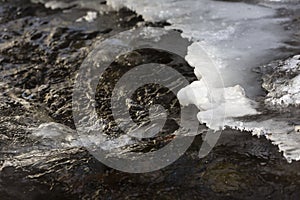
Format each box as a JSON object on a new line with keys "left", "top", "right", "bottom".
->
{"left": 31, "top": 0, "right": 110, "bottom": 13}
{"left": 226, "top": 119, "right": 300, "bottom": 163}
{"left": 107, "top": 0, "right": 290, "bottom": 93}
{"left": 34, "top": 0, "right": 300, "bottom": 161}
{"left": 106, "top": 0, "right": 292, "bottom": 125}
{"left": 31, "top": 122, "right": 135, "bottom": 151}
{"left": 107, "top": 0, "right": 300, "bottom": 161}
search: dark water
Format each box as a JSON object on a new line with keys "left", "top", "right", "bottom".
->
{"left": 1, "top": 0, "right": 300, "bottom": 199}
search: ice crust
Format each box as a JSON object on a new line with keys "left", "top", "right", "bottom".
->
{"left": 106, "top": 0, "right": 300, "bottom": 161}
{"left": 226, "top": 119, "right": 300, "bottom": 163}
{"left": 263, "top": 55, "right": 300, "bottom": 107}
{"left": 33, "top": 0, "right": 300, "bottom": 161}
{"left": 76, "top": 11, "right": 98, "bottom": 23}
{"left": 107, "top": 0, "right": 292, "bottom": 125}
{"left": 31, "top": 122, "right": 134, "bottom": 151}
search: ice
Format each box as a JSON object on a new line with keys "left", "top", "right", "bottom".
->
{"left": 106, "top": 0, "right": 291, "bottom": 120}
{"left": 31, "top": 0, "right": 111, "bottom": 15}
{"left": 76, "top": 11, "right": 98, "bottom": 23}
{"left": 263, "top": 55, "right": 300, "bottom": 107}
{"left": 31, "top": 0, "right": 300, "bottom": 161}
{"left": 108, "top": 0, "right": 290, "bottom": 93}
{"left": 178, "top": 81, "right": 258, "bottom": 130}
{"left": 107, "top": 0, "right": 300, "bottom": 161}
{"left": 267, "top": 74, "right": 300, "bottom": 106}
{"left": 31, "top": 122, "right": 135, "bottom": 151}
{"left": 31, "top": 122, "right": 80, "bottom": 148}
{"left": 44, "top": 1, "right": 74, "bottom": 9}
{"left": 226, "top": 119, "right": 300, "bottom": 163}
{"left": 31, "top": 0, "right": 77, "bottom": 9}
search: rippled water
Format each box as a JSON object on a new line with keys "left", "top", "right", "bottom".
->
{"left": 0, "top": 0, "right": 300, "bottom": 199}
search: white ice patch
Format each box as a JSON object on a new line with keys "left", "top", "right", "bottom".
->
{"left": 178, "top": 81, "right": 258, "bottom": 130}
{"left": 106, "top": 0, "right": 291, "bottom": 113}
{"left": 31, "top": 0, "right": 110, "bottom": 14}
{"left": 264, "top": 55, "right": 300, "bottom": 107}
{"left": 138, "top": 27, "right": 169, "bottom": 42}
{"left": 267, "top": 75, "right": 300, "bottom": 106}
{"left": 108, "top": 0, "right": 289, "bottom": 93}
{"left": 44, "top": 0, "right": 75, "bottom": 9}
{"left": 76, "top": 11, "right": 98, "bottom": 23}
{"left": 227, "top": 119, "right": 300, "bottom": 163}
{"left": 31, "top": 122, "right": 134, "bottom": 151}
{"left": 31, "top": 122, "right": 79, "bottom": 148}
{"left": 107, "top": 0, "right": 300, "bottom": 161}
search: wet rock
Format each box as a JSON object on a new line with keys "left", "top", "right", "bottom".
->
{"left": 202, "top": 162, "right": 250, "bottom": 193}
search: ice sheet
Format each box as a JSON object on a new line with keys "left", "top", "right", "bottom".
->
{"left": 107, "top": 0, "right": 300, "bottom": 161}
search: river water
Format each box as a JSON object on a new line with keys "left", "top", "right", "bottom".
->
{"left": 0, "top": 0, "right": 300, "bottom": 199}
